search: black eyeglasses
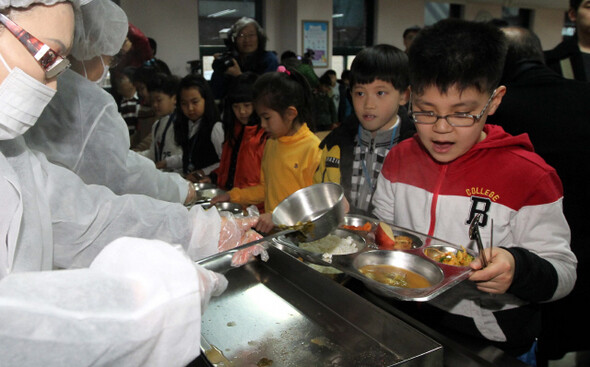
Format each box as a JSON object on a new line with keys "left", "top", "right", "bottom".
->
{"left": 409, "top": 89, "right": 497, "bottom": 127}
{"left": 0, "top": 13, "right": 70, "bottom": 78}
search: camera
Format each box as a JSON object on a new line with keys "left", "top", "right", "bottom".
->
{"left": 212, "top": 28, "right": 238, "bottom": 73}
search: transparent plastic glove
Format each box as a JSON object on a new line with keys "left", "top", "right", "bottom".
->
{"left": 231, "top": 229, "right": 269, "bottom": 267}
{"left": 218, "top": 212, "right": 259, "bottom": 252}
{"left": 195, "top": 264, "right": 228, "bottom": 313}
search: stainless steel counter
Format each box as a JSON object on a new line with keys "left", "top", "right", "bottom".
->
{"left": 195, "top": 246, "right": 442, "bottom": 366}
{"left": 190, "top": 247, "right": 529, "bottom": 367}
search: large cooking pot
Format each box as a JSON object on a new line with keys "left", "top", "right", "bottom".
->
{"left": 272, "top": 183, "right": 345, "bottom": 241}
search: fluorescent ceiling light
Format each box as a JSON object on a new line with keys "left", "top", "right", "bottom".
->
{"left": 208, "top": 9, "right": 237, "bottom": 18}
{"left": 332, "top": 13, "right": 344, "bottom": 18}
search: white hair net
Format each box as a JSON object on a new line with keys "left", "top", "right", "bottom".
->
{"left": 0, "top": 0, "right": 76, "bottom": 9}
{"left": 70, "top": 0, "right": 128, "bottom": 60}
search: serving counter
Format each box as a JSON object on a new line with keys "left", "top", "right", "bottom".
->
{"left": 189, "top": 246, "right": 528, "bottom": 367}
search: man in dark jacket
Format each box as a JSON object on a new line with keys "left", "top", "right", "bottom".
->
{"left": 489, "top": 26, "right": 590, "bottom": 365}
{"left": 544, "top": 0, "right": 590, "bottom": 81}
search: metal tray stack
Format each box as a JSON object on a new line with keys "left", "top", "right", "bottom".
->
{"left": 197, "top": 246, "right": 443, "bottom": 367}
{"left": 273, "top": 215, "right": 477, "bottom": 302}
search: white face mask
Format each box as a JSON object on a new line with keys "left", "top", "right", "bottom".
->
{"left": 83, "top": 56, "right": 109, "bottom": 85}
{"left": 0, "top": 53, "right": 56, "bottom": 140}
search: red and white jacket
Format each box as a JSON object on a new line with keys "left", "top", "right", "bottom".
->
{"left": 372, "top": 124, "right": 577, "bottom": 342}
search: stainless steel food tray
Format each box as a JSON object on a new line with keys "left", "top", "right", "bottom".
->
{"left": 273, "top": 222, "right": 477, "bottom": 302}
{"left": 197, "top": 246, "right": 443, "bottom": 367}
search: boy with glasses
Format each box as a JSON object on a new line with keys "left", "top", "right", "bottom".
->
{"left": 372, "top": 19, "right": 576, "bottom": 362}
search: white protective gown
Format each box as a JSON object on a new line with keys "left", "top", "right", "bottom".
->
{"left": 0, "top": 136, "right": 222, "bottom": 366}
{"left": 25, "top": 69, "right": 189, "bottom": 203}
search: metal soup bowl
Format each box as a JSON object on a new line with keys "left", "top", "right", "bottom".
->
{"left": 195, "top": 188, "right": 226, "bottom": 202}
{"left": 353, "top": 250, "right": 444, "bottom": 293}
{"left": 214, "top": 202, "right": 244, "bottom": 215}
{"left": 272, "top": 183, "right": 345, "bottom": 241}
{"left": 193, "top": 182, "right": 216, "bottom": 191}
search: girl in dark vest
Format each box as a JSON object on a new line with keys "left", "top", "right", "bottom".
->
{"left": 174, "top": 74, "right": 224, "bottom": 182}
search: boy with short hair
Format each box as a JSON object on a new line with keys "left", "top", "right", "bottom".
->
{"left": 372, "top": 19, "right": 577, "bottom": 358}
{"left": 115, "top": 67, "right": 140, "bottom": 137}
{"left": 140, "top": 73, "right": 183, "bottom": 171}
{"left": 314, "top": 44, "right": 415, "bottom": 214}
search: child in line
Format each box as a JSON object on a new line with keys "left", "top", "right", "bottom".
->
{"left": 212, "top": 67, "right": 322, "bottom": 232}
{"left": 173, "top": 74, "right": 224, "bottom": 182}
{"left": 139, "top": 73, "right": 182, "bottom": 171}
{"left": 314, "top": 44, "right": 415, "bottom": 215}
{"left": 372, "top": 19, "right": 577, "bottom": 360}
{"left": 115, "top": 67, "right": 140, "bottom": 137}
{"left": 210, "top": 73, "right": 267, "bottom": 203}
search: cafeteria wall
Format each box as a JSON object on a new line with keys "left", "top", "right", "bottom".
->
{"left": 119, "top": 0, "right": 567, "bottom": 77}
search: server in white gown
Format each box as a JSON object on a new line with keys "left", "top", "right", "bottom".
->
{"left": 25, "top": 0, "right": 194, "bottom": 204}
{"left": 0, "top": 1, "right": 245, "bottom": 365}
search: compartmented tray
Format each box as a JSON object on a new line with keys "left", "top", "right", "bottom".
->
{"left": 273, "top": 217, "right": 476, "bottom": 302}
{"left": 197, "top": 246, "right": 443, "bottom": 367}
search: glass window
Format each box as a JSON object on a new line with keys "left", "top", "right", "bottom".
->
{"left": 425, "top": 2, "right": 462, "bottom": 25}
{"left": 501, "top": 7, "right": 531, "bottom": 27}
{"left": 332, "top": 0, "right": 373, "bottom": 73}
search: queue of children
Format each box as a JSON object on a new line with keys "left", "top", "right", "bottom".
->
{"left": 100, "top": 13, "right": 578, "bottom": 365}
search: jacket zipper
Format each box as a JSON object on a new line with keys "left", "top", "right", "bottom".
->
{"left": 428, "top": 164, "right": 447, "bottom": 237}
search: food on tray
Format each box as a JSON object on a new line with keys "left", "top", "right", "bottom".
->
{"left": 341, "top": 221, "right": 373, "bottom": 231}
{"left": 299, "top": 234, "right": 359, "bottom": 262}
{"left": 375, "top": 222, "right": 414, "bottom": 250}
{"left": 426, "top": 246, "right": 474, "bottom": 266}
{"left": 359, "top": 264, "right": 431, "bottom": 288}
{"left": 257, "top": 357, "right": 273, "bottom": 366}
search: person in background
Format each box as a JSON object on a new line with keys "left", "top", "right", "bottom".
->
{"left": 372, "top": 19, "right": 576, "bottom": 363}
{"left": 314, "top": 44, "right": 415, "bottom": 215}
{"left": 116, "top": 66, "right": 140, "bottom": 137}
{"left": 212, "top": 67, "right": 322, "bottom": 232}
{"left": 146, "top": 36, "right": 171, "bottom": 75}
{"left": 25, "top": 0, "right": 194, "bottom": 205}
{"left": 174, "top": 73, "right": 224, "bottom": 182}
{"left": 313, "top": 72, "right": 338, "bottom": 131}
{"left": 487, "top": 26, "right": 590, "bottom": 366}
{"left": 210, "top": 17, "right": 279, "bottom": 99}
{"left": 0, "top": 0, "right": 256, "bottom": 364}
{"left": 322, "top": 69, "right": 340, "bottom": 113}
{"left": 140, "top": 72, "right": 183, "bottom": 172}
{"left": 209, "top": 72, "right": 267, "bottom": 212}
{"left": 402, "top": 25, "right": 421, "bottom": 53}
{"left": 337, "top": 69, "right": 352, "bottom": 123}
{"left": 545, "top": 0, "right": 590, "bottom": 81}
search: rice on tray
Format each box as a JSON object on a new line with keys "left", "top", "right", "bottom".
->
{"left": 300, "top": 234, "right": 359, "bottom": 263}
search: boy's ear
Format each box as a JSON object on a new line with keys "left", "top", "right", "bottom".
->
{"left": 486, "top": 86, "right": 507, "bottom": 116}
{"left": 171, "top": 95, "right": 177, "bottom": 104}
{"left": 399, "top": 87, "right": 410, "bottom": 106}
{"left": 568, "top": 8, "right": 577, "bottom": 23}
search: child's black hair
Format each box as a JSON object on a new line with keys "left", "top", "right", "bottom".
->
{"left": 223, "top": 72, "right": 264, "bottom": 148}
{"left": 319, "top": 73, "right": 333, "bottom": 87}
{"left": 174, "top": 74, "right": 220, "bottom": 149}
{"left": 349, "top": 44, "right": 409, "bottom": 91}
{"left": 408, "top": 19, "right": 507, "bottom": 95}
{"left": 253, "top": 67, "right": 314, "bottom": 129}
{"left": 571, "top": 0, "right": 582, "bottom": 10}
{"left": 146, "top": 73, "right": 179, "bottom": 96}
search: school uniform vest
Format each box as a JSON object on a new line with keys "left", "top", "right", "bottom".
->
{"left": 183, "top": 122, "right": 220, "bottom": 173}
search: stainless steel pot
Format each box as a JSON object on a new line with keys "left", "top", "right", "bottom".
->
{"left": 272, "top": 183, "right": 345, "bottom": 241}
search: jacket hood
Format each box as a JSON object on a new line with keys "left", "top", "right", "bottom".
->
{"left": 469, "top": 124, "right": 533, "bottom": 155}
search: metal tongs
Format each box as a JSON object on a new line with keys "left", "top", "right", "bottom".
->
{"left": 469, "top": 213, "right": 492, "bottom": 268}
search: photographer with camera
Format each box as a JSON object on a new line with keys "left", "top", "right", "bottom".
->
{"left": 210, "top": 17, "right": 279, "bottom": 100}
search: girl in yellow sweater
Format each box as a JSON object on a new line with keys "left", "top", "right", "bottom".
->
{"left": 212, "top": 66, "right": 322, "bottom": 232}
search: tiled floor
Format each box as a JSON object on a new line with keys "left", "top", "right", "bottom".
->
{"left": 548, "top": 351, "right": 590, "bottom": 367}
